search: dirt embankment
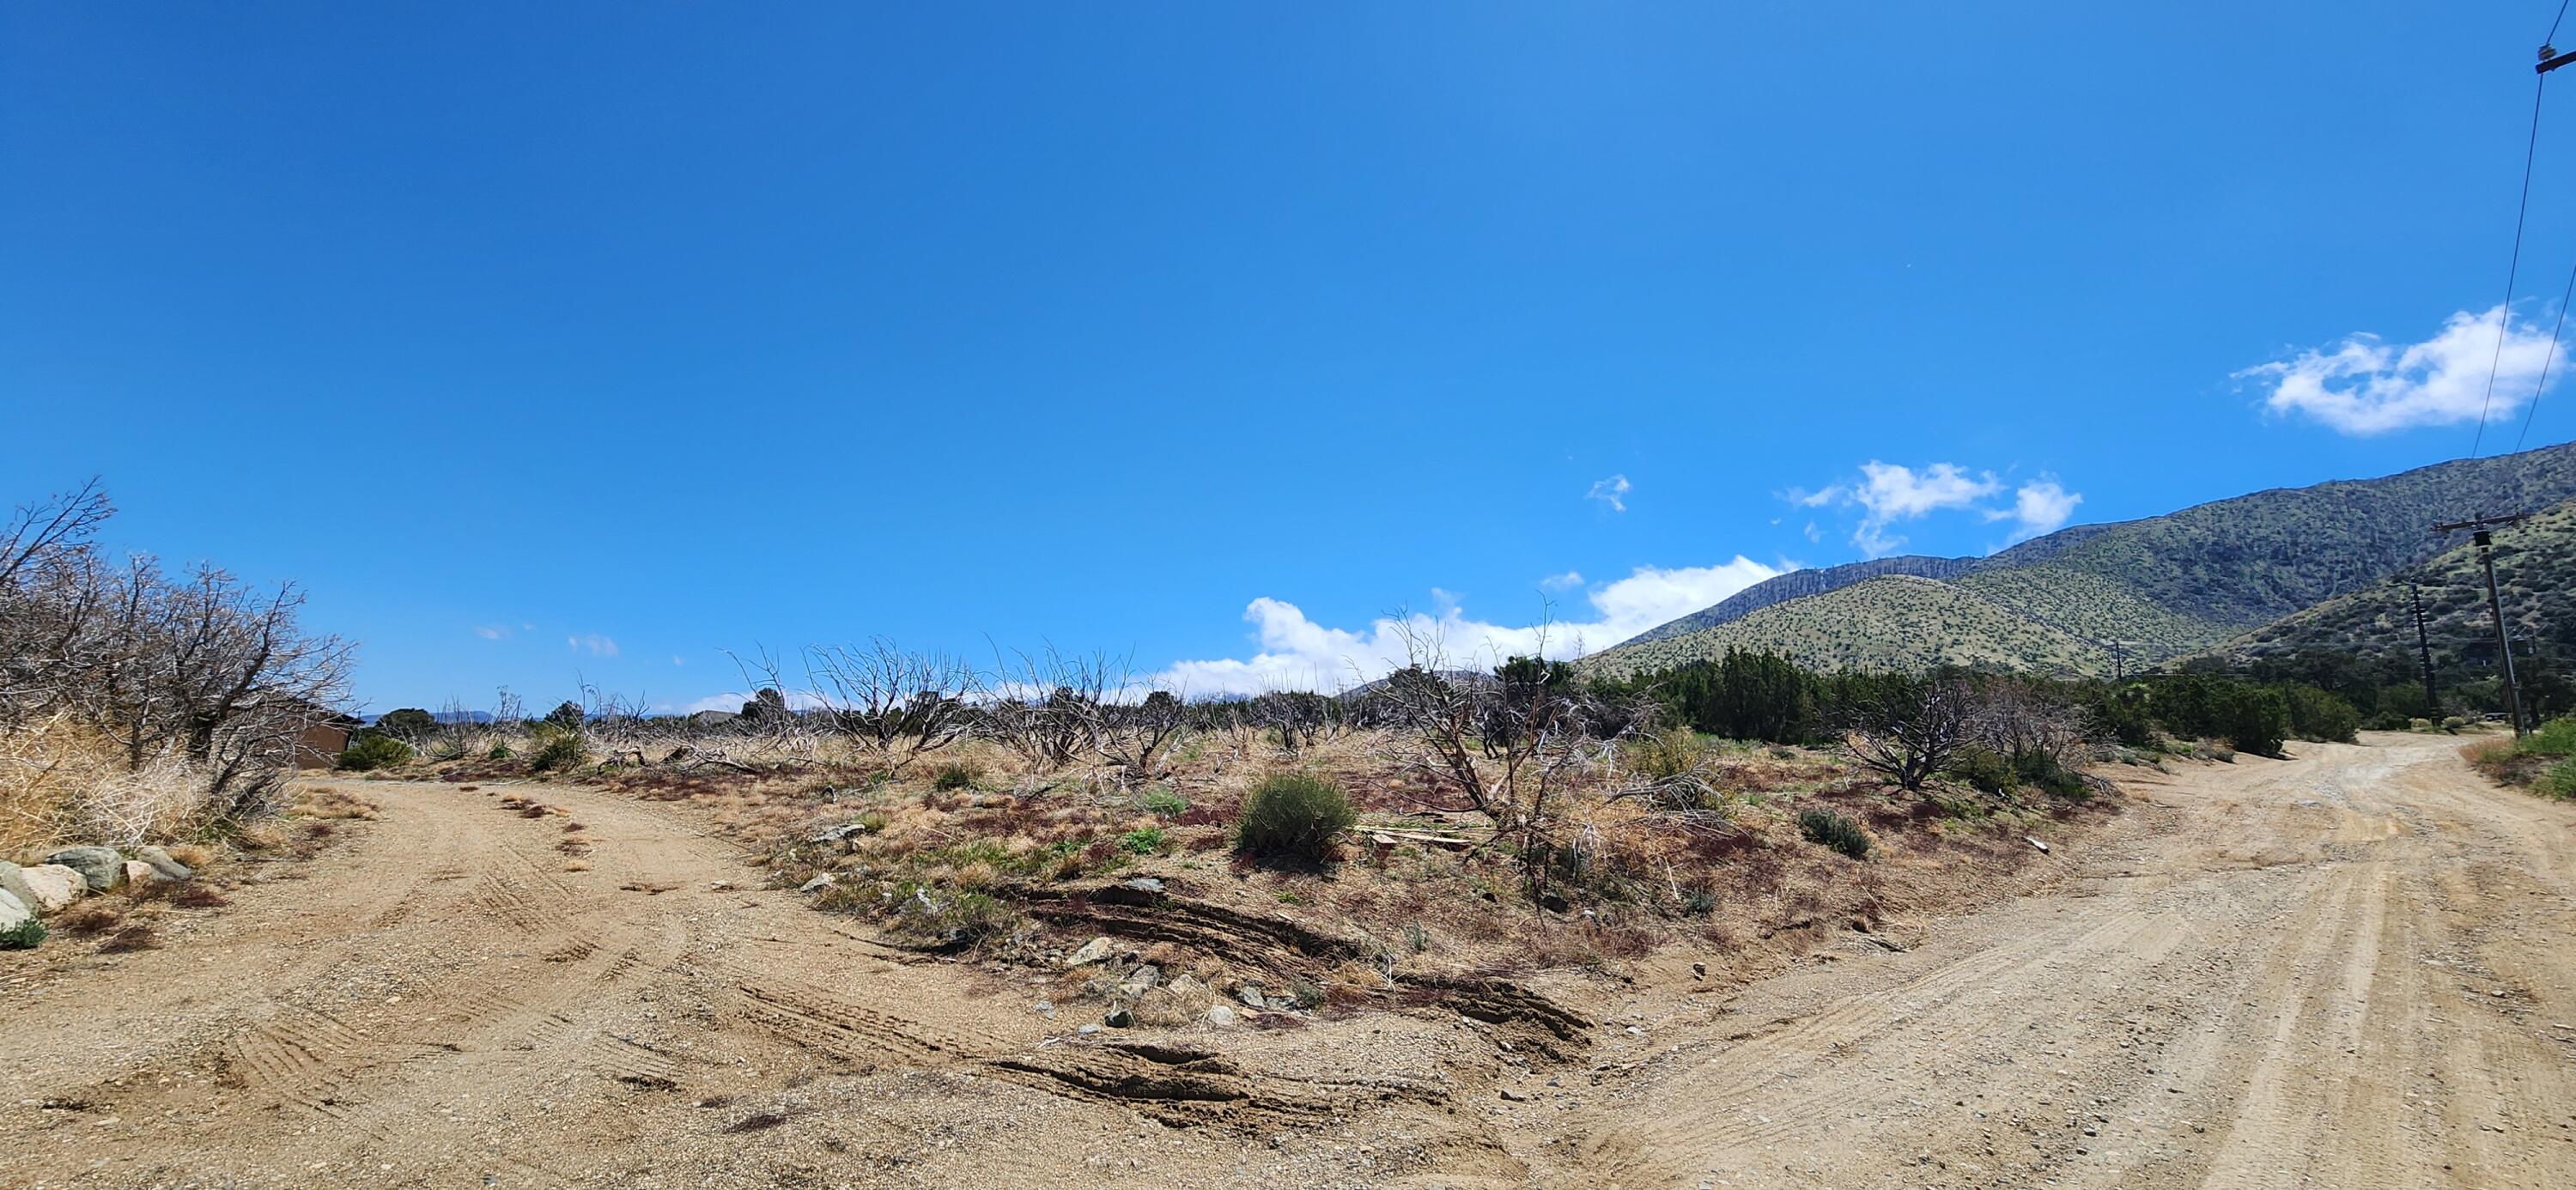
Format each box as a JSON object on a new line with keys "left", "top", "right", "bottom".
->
{"left": 3, "top": 732, "right": 2571, "bottom": 1187}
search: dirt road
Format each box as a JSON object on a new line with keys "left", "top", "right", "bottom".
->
{"left": 1557, "top": 734, "right": 2576, "bottom": 1188}
{"left": 4, "top": 733, "right": 2572, "bottom": 1187}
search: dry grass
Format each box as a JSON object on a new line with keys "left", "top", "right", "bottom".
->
{"left": 1, "top": 714, "right": 240, "bottom": 853}
{"left": 94, "top": 923, "right": 161, "bottom": 954}
{"left": 294, "top": 786, "right": 381, "bottom": 821}
{"left": 52, "top": 900, "right": 125, "bottom": 936}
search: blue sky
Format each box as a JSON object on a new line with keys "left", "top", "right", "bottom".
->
{"left": 8, "top": 3, "right": 2574, "bottom": 710}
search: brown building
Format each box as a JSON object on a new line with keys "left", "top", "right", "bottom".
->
{"left": 292, "top": 711, "right": 364, "bottom": 768}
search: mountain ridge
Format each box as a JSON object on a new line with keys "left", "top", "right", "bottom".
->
{"left": 1591, "top": 441, "right": 2576, "bottom": 677}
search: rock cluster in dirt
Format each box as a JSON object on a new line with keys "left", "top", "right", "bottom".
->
{"left": 0, "top": 844, "right": 197, "bottom": 950}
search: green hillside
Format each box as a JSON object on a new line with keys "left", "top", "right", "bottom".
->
{"left": 1589, "top": 575, "right": 2115, "bottom": 679}
{"left": 2215, "top": 496, "right": 2576, "bottom": 664}
{"left": 1590, "top": 441, "right": 2576, "bottom": 678}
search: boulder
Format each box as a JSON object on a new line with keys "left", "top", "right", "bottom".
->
{"left": 0, "top": 888, "right": 42, "bottom": 949}
{"left": 1236, "top": 982, "right": 1267, "bottom": 1008}
{"left": 0, "top": 862, "right": 37, "bottom": 912}
{"left": 810, "top": 821, "right": 875, "bottom": 846}
{"left": 1118, "top": 964, "right": 1162, "bottom": 999}
{"left": 43, "top": 847, "right": 125, "bottom": 892}
{"left": 18, "top": 865, "right": 85, "bottom": 913}
{"left": 1206, "top": 1005, "right": 1236, "bottom": 1028}
{"left": 1066, "top": 936, "right": 1115, "bottom": 967}
{"left": 123, "top": 860, "right": 161, "bottom": 887}
{"left": 134, "top": 846, "right": 194, "bottom": 882}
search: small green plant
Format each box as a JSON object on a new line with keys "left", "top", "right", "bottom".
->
{"left": 890, "top": 883, "right": 1018, "bottom": 949}
{"left": 336, "top": 733, "right": 415, "bottom": 773}
{"left": 1624, "top": 727, "right": 1708, "bottom": 781}
{"left": 488, "top": 743, "right": 513, "bottom": 760}
{"left": 931, "top": 760, "right": 982, "bottom": 792}
{"left": 1119, "top": 826, "right": 1172, "bottom": 855}
{"left": 1679, "top": 888, "right": 1720, "bottom": 917}
{"left": 1400, "top": 920, "right": 1431, "bottom": 953}
{"left": 0, "top": 911, "right": 44, "bottom": 949}
{"left": 2522, "top": 716, "right": 2576, "bottom": 758}
{"left": 1945, "top": 745, "right": 2014, "bottom": 794}
{"left": 1139, "top": 785, "right": 1189, "bottom": 818}
{"left": 528, "top": 725, "right": 588, "bottom": 774}
{"left": 1235, "top": 773, "right": 1357, "bottom": 865}
{"left": 1797, "top": 807, "right": 1871, "bottom": 859}
{"left": 2538, "top": 757, "right": 2576, "bottom": 799}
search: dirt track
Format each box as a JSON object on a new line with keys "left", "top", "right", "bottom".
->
{"left": 5, "top": 732, "right": 2573, "bottom": 1187}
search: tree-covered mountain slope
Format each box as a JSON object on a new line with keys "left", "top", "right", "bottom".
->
{"left": 2213, "top": 495, "right": 2576, "bottom": 665}
{"left": 1592, "top": 441, "right": 2576, "bottom": 677}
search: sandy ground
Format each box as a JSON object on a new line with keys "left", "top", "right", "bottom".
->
{"left": 4, "top": 732, "right": 2572, "bottom": 1188}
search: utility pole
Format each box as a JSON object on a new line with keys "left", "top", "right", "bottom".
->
{"left": 2435, "top": 513, "right": 2530, "bottom": 736}
{"left": 2404, "top": 580, "right": 2438, "bottom": 711}
{"left": 2102, "top": 640, "right": 2131, "bottom": 682}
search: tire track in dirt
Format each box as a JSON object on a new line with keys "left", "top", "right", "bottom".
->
{"left": 1556, "top": 735, "right": 2576, "bottom": 1190}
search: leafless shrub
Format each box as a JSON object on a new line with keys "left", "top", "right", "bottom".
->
{"left": 1842, "top": 677, "right": 1973, "bottom": 792}
{"left": 980, "top": 646, "right": 1111, "bottom": 774}
{"left": 1369, "top": 616, "right": 1624, "bottom": 902}
{"left": 1249, "top": 690, "right": 1342, "bottom": 757}
{"left": 2, "top": 480, "right": 350, "bottom": 841}
{"left": 1084, "top": 688, "right": 1186, "bottom": 783}
{"left": 803, "top": 638, "right": 979, "bottom": 778}
{"left": 1971, "top": 682, "right": 2093, "bottom": 774}
{"left": 722, "top": 649, "right": 827, "bottom": 763}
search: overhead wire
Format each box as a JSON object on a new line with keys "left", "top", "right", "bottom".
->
{"left": 2516, "top": 249, "right": 2576, "bottom": 452}
{"left": 2472, "top": 75, "right": 2550, "bottom": 459}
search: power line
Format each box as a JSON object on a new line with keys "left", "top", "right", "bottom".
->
{"left": 2555, "top": 0, "right": 2574, "bottom": 48}
{"left": 2473, "top": 76, "right": 2551, "bottom": 460}
{"left": 2517, "top": 248, "right": 2576, "bottom": 452}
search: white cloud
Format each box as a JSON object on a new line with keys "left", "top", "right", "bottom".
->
{"left": 1585, "top": 474, "right": 1632, "bottom": 513}
{"left": 1797, "top": 461, "right": 2003, "bottom": 556}
{"left": 1795, "top": 461, "right": 2084, "bottom": 556}
{"left": 671, "top": 655, "right": 686, "bottom": 666}
{"left": 1153, "top": 557, "right": 1787, "bottom": 697}
{"left": 1997, "top": 477, "right": 2081, "bottom": 543}
{"left": 2236, "top": 305, "right": 2562, "bottom": 434}
{"left": 474, "top": 625, "right": 507, "bottom": 641}
{"left": 568, "top": 634, "right": 620, "bottom": 658}
{"left": 1540, "top": 570, "right": 1585, "bottom": 591}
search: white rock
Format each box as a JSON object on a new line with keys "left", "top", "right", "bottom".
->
{"left": 134, "top": 846, "right": 193, "bottom": 882}
{"left": 122, "top": 860, "right": 163, "bottom": 886}
{"left": 1066, "top": 936, "right": 1115, "bottom": 967}
{"left": 20, "top": 865, "right": 86, "bottom": 912}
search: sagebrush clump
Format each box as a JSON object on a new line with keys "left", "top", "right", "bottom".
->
{"left": 1236, "top": 773, "right": 1355, "bottom": 865}
{"left": 1798, "top": 807, "right": 1871, "bottom": 859}
{"left": 527, "top": 726, "right": 588, "bottom": 774}
{"left": 337, "top": 733, "right": 414, "bottom": 772}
